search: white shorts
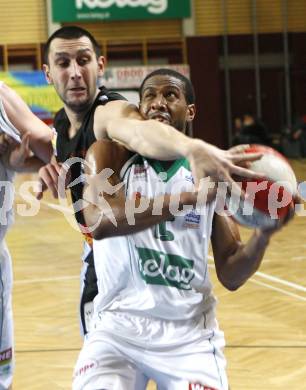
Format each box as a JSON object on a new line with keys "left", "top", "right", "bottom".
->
{"left": 73, "top": 311, "right": 228, "bottom": 390}
{"left": 0, "top": 241, "right": 14, "bottom": 389}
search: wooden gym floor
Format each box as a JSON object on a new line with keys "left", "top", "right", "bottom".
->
{"left": 7, "top": 159, "right": 306, "bottom": 389}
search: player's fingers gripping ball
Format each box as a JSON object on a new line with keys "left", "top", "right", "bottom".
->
{"left": 226, "top": 145, "right": 297, "bottom": 229}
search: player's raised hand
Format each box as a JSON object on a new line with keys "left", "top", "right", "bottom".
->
{"left": 225, "top": 144, "right": 264, "bottom": 171}
{"left": 186, "top": 140, "right": 264, "bottom": 194}
{"left": 258, "top": 193, "right": 301, "bottom": 238}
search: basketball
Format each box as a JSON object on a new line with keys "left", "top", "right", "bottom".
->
{"left": 225, "top": 145, "right": 297, "bottom": 229}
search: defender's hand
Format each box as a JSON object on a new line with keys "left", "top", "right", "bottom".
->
{"left": 37, "top": 159, "right": 70, "bottom": 200}
{"left": 186, "top": 141, "right": 264, "bottom": 198}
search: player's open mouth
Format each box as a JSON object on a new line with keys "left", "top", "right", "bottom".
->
{"left": 150, "top": 113, "right": 171, "bottom": 124}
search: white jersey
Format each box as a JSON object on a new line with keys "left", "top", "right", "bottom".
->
{"left": 0, "top": 88, "right": 17, "bottom": 388}
{"left": 0, "top": 160, "right": 15, "bottom": 243}
{"left": 0, "top": 159, "right": 15, "bottom": 388}
{"left": 0, "top": 89, "right": 18, "bottom": 243}
{"left": 93, "top": 155, "right": 217, "bottom": 325}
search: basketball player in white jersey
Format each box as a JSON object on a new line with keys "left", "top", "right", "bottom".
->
{"left": 73, "top": 69, "right": 295, "bottom": 390}
{"left": 0, "top": 81, "right": 53, "bottom": 390}
{"left": 0, "top": 74, "right": 265, "bottom": 389}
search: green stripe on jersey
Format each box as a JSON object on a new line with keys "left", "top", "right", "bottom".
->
{"left": 146, "top": 158, "right": 190, "bottom": 181}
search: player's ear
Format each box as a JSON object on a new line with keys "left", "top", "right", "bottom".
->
{"left": 97, "top": 56, "right": 105, "bottom": 77}
{"left": 186, "top": 104, "right": 196, "bottom": 122}
{"left": 43, "top": 64, "right": 52, "bottom": 84}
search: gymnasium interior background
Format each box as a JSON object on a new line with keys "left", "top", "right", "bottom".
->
{"left": 0, "top": 0, "right": 306, "bottom": 154}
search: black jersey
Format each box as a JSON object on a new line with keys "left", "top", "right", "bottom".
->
{"left": 54, "top": 86, "right": 126, "bottom": 231}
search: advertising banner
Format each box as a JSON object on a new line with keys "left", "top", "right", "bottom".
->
{"left": 52, "top": 0, "right": 191, "bottom": 22}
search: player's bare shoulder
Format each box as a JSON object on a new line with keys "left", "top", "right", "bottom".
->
{"left": 85, "top": 139, "right": 131, "bottom": 177}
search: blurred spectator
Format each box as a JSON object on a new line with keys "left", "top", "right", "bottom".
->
{"left": 280, "top": 126, "right": 301, "bottom": 158}
{"left": 291, "top": 114, "right": 306, "bottom": 157}
{"left": 231, "top": 116, "right": 242, "bottom": 145}
{"left": 232, "top": 112, "right": 271, "bottom": 146}
{"left": 234, "top": 116, "right": 243, "bottom": 133}
{"left": 279, "top": 115, "right": 306, "bottom": 158}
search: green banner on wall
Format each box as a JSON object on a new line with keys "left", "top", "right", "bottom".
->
{"left": 52, "top": 0, "right": 191, "bottom": 22}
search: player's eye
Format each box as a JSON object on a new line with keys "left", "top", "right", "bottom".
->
{"left": 78, "top": 57, "right": 90, "bottom": 66}
{"left": 144, "top": 92, "right": 155, "bottom": 99}
{"left": 166, "top": 91, "right": 177, "bottom": 100}
{"left": 57, "top": 59, "right": 70, "bottom": 68}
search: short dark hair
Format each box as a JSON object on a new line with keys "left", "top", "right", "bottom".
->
{"left": 139, "top": 68, "right": 195, "bottom": 104}
{"left": 44, "top": 26, "right": 101, "bottom": 64}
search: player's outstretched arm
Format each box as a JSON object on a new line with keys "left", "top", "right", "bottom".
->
{"left": 94, "top": 101, "right": 264, "bottom": 190}
{"left": 0, "top": 82, "right": 53, "bottom": 163}
{"left": 83, "top": 140, "right": 198, "bottom": 240}
{"left": 211, "top": 208, "right": 295, "bottom": 291}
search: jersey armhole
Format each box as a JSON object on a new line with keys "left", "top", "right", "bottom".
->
{"left": 119, "top": 154, "right": 140, "bottom": 181}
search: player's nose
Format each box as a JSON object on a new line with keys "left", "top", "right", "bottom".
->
{"left": 70, "top": 60, "right": 82, "bottom": 79}
{"left": 151, "top": 95, "right": 167, "bottom": 111}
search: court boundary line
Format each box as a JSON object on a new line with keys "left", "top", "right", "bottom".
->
{"left": 250, "top": 279, "right": 306, "bottom": 301}
{"left": 14, "top": 275, "right": 79, "bottom": 285}
{"left": 207, "top": 255, "right": 306, "bottom": 301}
